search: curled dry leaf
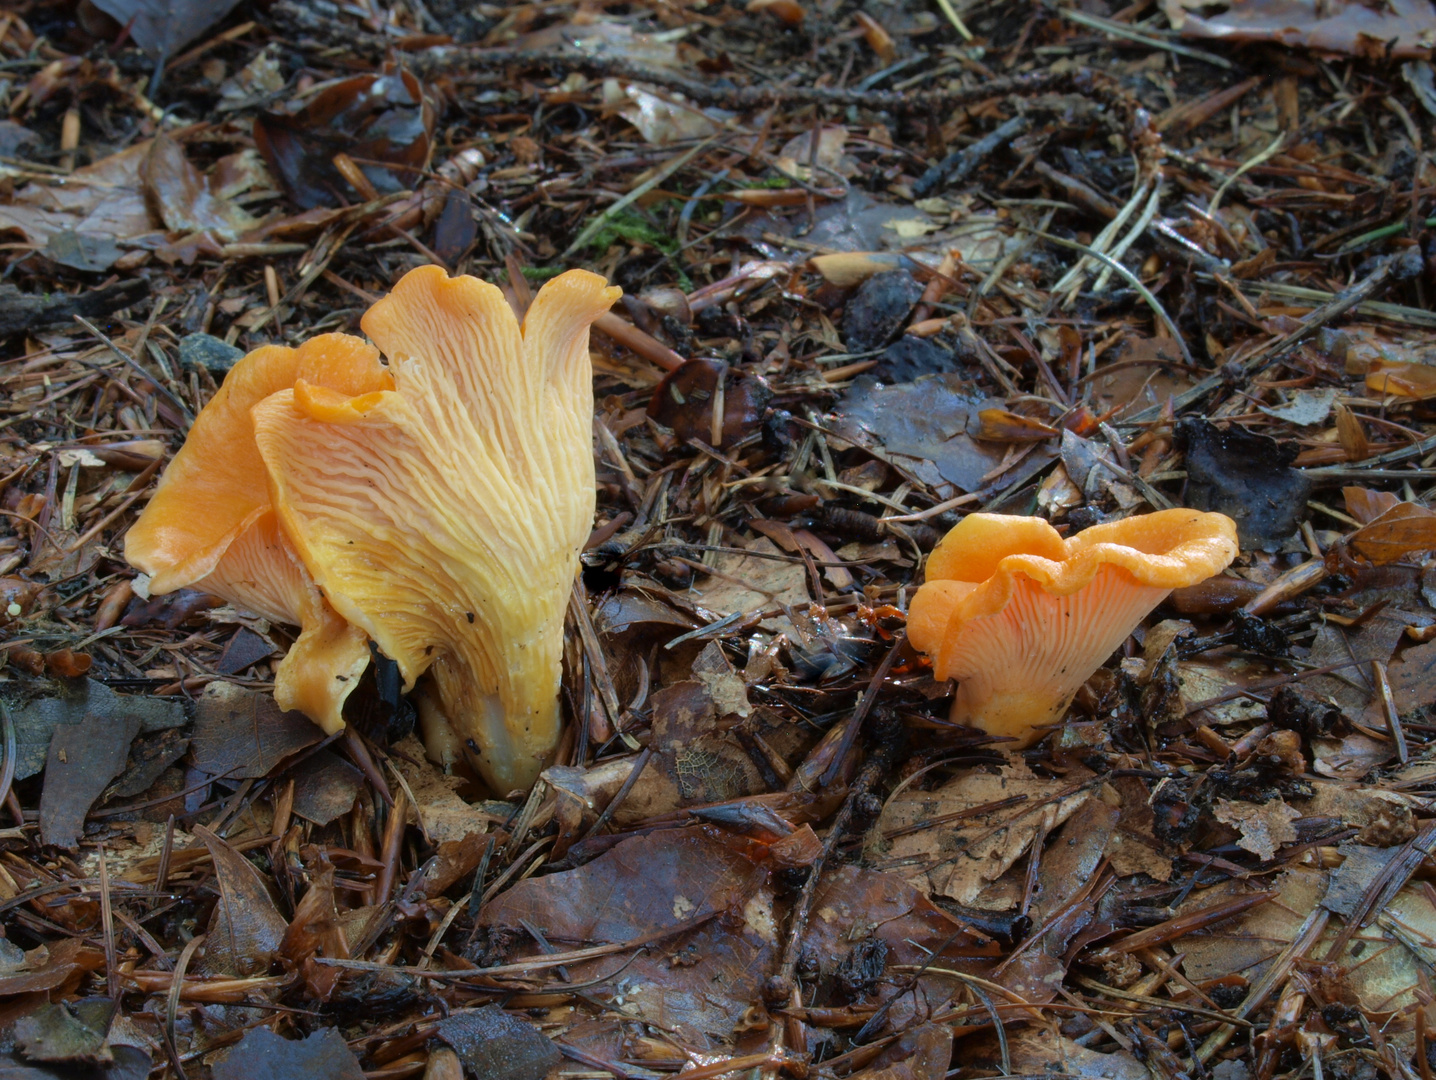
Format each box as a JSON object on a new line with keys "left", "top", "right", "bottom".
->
{"left": 194, "top": 824, "right": 288, "bottom": 977}
{"left": 1213, "top": 797, "right": 1301, "bottom": 861}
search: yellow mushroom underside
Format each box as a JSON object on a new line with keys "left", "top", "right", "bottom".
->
{"left": 252, "top": 267, "right": 620, "bottom": 792}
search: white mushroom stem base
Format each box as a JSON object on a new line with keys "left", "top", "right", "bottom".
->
{"left": 427, "top": 652, "right": 564, "bottom": 795}
{"left": 415, "top": 680, "right": 464, "bottom": 773}
{"left": 941, "top": 566, "right": 1170, "bottom": 746}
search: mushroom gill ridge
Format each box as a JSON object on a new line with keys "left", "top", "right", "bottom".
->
{"left": 253, "top": 266, "right": 621, "bottom": 794}
{"left": 124, "top": 333, "right": 386, "bottom": 734}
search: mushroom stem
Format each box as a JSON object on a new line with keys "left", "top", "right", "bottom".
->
{"left": 429, "top": 636, "right": 565, "bottom": 794}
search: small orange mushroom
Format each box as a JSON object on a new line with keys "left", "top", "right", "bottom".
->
{"left": 908, "top": 510, "right": 1238, "bottom": 746}
{"left": 251, "top": 266, "right": 621, "bottom": 794}
{"left": 125, "top": 334, "right": 391, "bottom": 732}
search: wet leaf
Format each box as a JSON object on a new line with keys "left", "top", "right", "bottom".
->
{"left": 976, "top": 408, "right": 1060, "bottom": 442}
{"left": 647, "top": 359, "right": 772, "bottom": 446}
{"left": 189, "top": 681, "right": 324, "bottom": 780}
{"left": 1366, "top": 358, "right": 1436, "bottom": 398}
{"left": 1178, "top": 418, "right": 1312, "bottom": 550}
{"left": 253, "top": 70, "right": 435, "bottom": 210}
{"left": 436, "top": 1006, "right": 560, "bottom": 1080}
{"left": 212, "top": 1027, "right": 364, "bottom": 1080}
{"left": 89, "top": 0, "right": 244, "bottom": 60}
{"left": 833, "top": 375, "right": 1019, "bottom": 494}
{"left": 39, "top": 711, "right": 142, "bottom": 849}
{"left": 842, "top": 269, "right": 923, "bottom": 353}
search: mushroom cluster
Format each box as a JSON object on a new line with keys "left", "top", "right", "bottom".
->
{"left": 908, "top": 510, "right": 1238, "bottom": 746}
{"left": 127, "top": 266, "right": 621, "bottom": 793}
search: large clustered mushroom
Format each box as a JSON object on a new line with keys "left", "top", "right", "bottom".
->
{"left": 127, "top": 266, "right": 620, "bottom": 793}
{"left": 907, "top": 510, "right": 1239, "bottom": 746}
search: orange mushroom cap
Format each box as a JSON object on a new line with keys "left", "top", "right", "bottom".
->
{"left": 124, "top": 334, "right": 391, "bottom": 733}
{"left": 908, "top": 509, "right": 1238, "bottom": 745}
{"left": 251, "top": 266, "right": 621, "bottom": 794}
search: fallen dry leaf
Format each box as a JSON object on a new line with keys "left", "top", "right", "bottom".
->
{"left": 878, "top": 756, "right": 1094, "bottom": 906}
{"left": 1214, "top": 797, "right": 1301, "bottom": 861}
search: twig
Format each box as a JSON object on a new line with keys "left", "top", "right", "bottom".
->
{"left": 582, "top": 747, "right": 653, "bottom": 840}
{"left": 1020, "top": 226, "right": 1195, "bottom": 368}
{"left": 913, "top": 116, "right": 1028, "bottom": 198}
{"left": 772, "top": 715, "right": 907, "bottom": 1003}
{"left": 73, "top": 316, "right": 194, "bottom": 428}
{"left": 1126, "top": 252, "right": 1413, "bottom": 422}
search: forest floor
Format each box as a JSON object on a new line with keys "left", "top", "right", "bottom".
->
{"left": 5, "top": 0, "right": 1436, "bottom": 1078}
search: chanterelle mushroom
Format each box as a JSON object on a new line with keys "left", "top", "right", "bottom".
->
{"left": 907, "top": 510, "right": 1238, "bottom": 746}
{"left": 125, "top": 335, "right": 389, "bottom": 732}
{"left": 251, "top": 266, "right": 620, "bottom": 793}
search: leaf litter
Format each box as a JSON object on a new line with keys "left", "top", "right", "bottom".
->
{"left": 8, "top": 0, "right": 1436, "bottom": 1077}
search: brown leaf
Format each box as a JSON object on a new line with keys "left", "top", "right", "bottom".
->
{"left": 1346, "top": 501, "right": 1436, "bottom": 565}
{"left": 291, "top": 751, "right": 364, "bottom": 827}
{"left": 143, "top": 132, "right": 258, "bottom": 242}
{"left": 194, "top": 825, "right": 288, "bottom": 977}
{"left": 189, "top": 681, "right": 323, "bottom": 780}
{"left": 39, "top": 710, "right": 142, "bottom": 849}
{"left": 880, "top": 756, "right": 1093, "bottom": 906}
{"left": 480, "top": 829, "right": 758, "bottom": 944}
{"left": 253, "top": 70, "right": 435, "bottom": 211}
{"left": 0, "top": 940, "right": 99, "bottom": 999}
{"left": 1343, "top": 485, "right": 1401, "bottom": 525}
{"left": 213, "top": 1027, "right": 364, "bottom": 1080}
{"left": 646, "top": 359, "right": 772, "bottom": 446}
